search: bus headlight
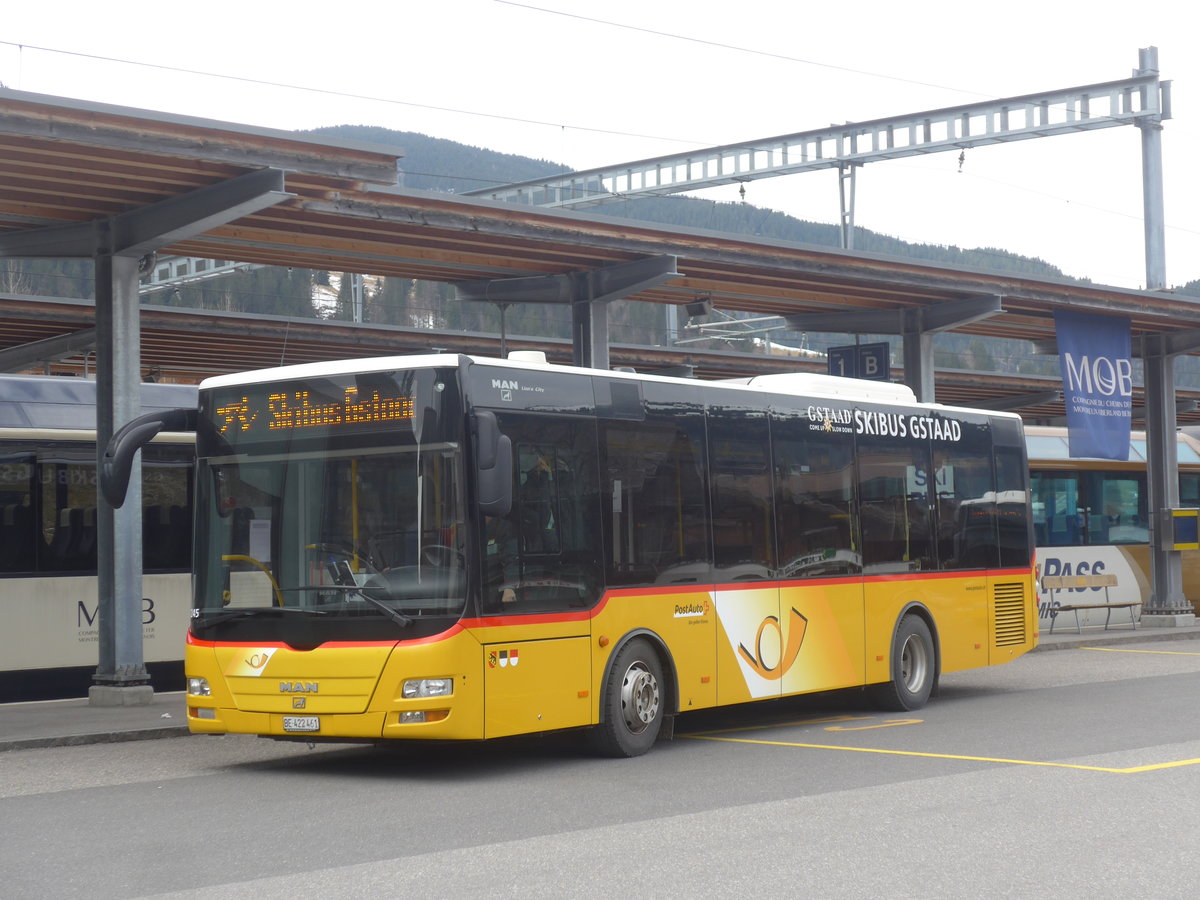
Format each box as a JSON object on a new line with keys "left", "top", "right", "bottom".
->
{"left": 402, "top": 678, "right": 453, "bottom": 698}
{"left": 187, "top": 677, "right": 211, "bottom": 697}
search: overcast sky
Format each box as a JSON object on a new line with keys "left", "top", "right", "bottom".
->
{"left": 3, "top": 0, "right": 1196, "bottom": 291}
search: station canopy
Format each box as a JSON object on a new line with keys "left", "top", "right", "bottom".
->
{"left": 3, "top": 87, "right": 1200, "bottom": 424}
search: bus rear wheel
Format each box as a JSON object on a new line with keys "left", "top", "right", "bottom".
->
{"left": 588, "top": 638, "right": 665, "bottom": 758}
{"left": 873, "top": 614, "right": 935, "bottom": 711}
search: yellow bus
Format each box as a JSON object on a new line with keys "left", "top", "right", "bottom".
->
{"left": 1026, "top": 426, "right": 1200, "bottom": 627}
{"left": 109, "top": 354, "right": 1038, "bottom": 756}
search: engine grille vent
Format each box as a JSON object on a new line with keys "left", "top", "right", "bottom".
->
{"left": 993, "top": 582, "right": 1028, "bottom": 647}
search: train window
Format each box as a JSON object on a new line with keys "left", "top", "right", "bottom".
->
{"left": 0, "top": 450, "right": 36, "bottom": 574}
{"left": 39, "top": 447, "right": 97, "bottom": 572}
{"left": 1182, "top": 472, "right": 1200, "bottom": 507}
{"left": 0, "top": 442, "right": 193, "bottom": 575}
{"left": 1029, "top": 469, "right": 1147, "bottom": 549}
{"left": 1083, "top": 471, "right": 1148, "bottom": 545}
{"left": 142, "top": 447, "right": 193, "bottom": 571}
{"left": 1031, "top": 472, "right": 1080, "bottom": 547}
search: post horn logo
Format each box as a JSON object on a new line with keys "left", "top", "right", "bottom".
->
{"left": 737, "top": 608, "right": 808, "bottom": 680}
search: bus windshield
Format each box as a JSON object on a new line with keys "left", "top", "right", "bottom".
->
{"left": 194, "top": 443, "right": 465, "bottom": 629}
{"left": 191, "top": 368, "right": 466, "bottom": 638}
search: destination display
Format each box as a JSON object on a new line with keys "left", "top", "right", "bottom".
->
{"left": 206, "top": 378, "right": 414, "bottom": 444}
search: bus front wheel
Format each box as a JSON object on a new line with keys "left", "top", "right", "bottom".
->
{"left": 873, "top": 615, "right": 935, "bottom": 711}
{"left": 588, "top": 638, "right": 665, "bottom": 758}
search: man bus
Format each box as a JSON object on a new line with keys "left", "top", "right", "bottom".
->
{"left": 106, "top": 353, "right": 1037, "bottom": 757}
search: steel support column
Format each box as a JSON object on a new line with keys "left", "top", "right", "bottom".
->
{"left": 455, "top": 256, "right": 679, "bottom": 370}
{"left": 91, "top": 246, "right": 152, "bottom": 703}
{"left": 838, "top": 164, "right": 858, "bottom": 251}
{"left": 901, "top": 324, "right": 935, "bottom": 402}
{"left": 1141, "top": 336, "right": 1196, "bottom": 624}
{"left": 1138, "top": 46, "right": 1169, "bottom": 291}
{"left": 572, "top": 298, "right": 612, "bottom": 370}
{"left": 1133, "top": 48, "right": 1191, "bottom": 624}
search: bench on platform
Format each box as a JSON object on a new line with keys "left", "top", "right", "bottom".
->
{"left": 1042, "top": 573, "right": 1138, "bottom": 634}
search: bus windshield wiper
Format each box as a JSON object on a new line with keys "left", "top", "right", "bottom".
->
{"left": 279, "top": 585, "right": 414, "bottom": 628}
{"left": 195, "top": 606, "right": 329, "bottom": 628}
{"left": 352, "top": 590, "right": 413, "bottom": 628}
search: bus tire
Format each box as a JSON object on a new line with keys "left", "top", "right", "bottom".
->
{"left": 872, "top": 614, "right": 935, "bottom": 711}
{"left": 588, "top": 638, "right": 665, "bottom": 758}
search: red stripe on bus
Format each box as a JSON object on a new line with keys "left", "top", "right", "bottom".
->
{"left": 188, "top": 565, "right": 1034, "bottom": 644}
{"left": 186, "top": 623, "right": 464, "bottom": 649}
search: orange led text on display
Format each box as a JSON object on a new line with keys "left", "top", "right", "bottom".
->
{"left": 216, "top": 387, "right": 413, "bottom": 434}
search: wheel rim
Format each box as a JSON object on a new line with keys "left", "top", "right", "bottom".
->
{"left": 619, "top": 661, "right": 660, "bottom": 734}
{"left": 899, "top": 633, "right": 930, "bottom": 694}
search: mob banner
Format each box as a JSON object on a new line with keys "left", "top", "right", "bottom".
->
{"left": 1053, "top": 309, "right": 1132, "bottom": 460}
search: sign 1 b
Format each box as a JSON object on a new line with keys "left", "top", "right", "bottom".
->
{"left": 827, "top": 342, "right": 890, "bottom": 381}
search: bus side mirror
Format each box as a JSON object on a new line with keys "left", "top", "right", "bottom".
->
{"left": 101, "top": 407, "right": 197, "bottom": 508}
{"left": 475, "top": 410, "right": 512, "bottom": 517}
{"left": 410, "top": 369, "right": 441, "bottom": 445}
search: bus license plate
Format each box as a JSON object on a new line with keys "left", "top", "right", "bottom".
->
{"left": 283, "top": 716, "right": 320, "bottom": 733}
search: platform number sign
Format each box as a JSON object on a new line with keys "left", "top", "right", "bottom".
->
{"left": 827, "top": 342, "right": 890, "bottom": 381}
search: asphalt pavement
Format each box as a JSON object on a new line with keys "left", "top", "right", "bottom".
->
{"left": 4, "top": 622, "right": 1200, "bottom": 752}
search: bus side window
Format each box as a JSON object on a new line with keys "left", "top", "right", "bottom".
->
{"left": 482, "top": 414, "right": 600, "bottom": 614}
{"left": 600, "top": 416, "right": 708, "bottom": 587}
{"left": 771, "top": 417, "right": 858, "bottom": 578}
{"left": 516, "top": 446, "right": 559, "bottom": 555}
{"left": 708, "top": 406, "right": 773, "bottom": 578}
{"left": 933, "top": 448, "right": 997, "bottom": 570}
{"left": 857, "top": 442, "right": 935, "bottom": 573}
{"left": 995, "top": 447, "right": 1031, "bottom": 567}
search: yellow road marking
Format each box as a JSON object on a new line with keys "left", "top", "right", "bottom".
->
{"left": 680, "top": 733, "right": 1200, "bottom": 773}
{"left": 825, "top": 718, "right": 922, "bottom": 732}
{"left": 1080, "top": 646, "right": 1200, "bottom": 656}
{"left": 687, "top": 714, "right": 871, "bottom": 738}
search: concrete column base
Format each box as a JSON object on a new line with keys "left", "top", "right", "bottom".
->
{"left": 1139, "top": 613, "right": 1197, "bottom": 628}
{"left": 88, "top": 684, "right": 155, "bottom": 707}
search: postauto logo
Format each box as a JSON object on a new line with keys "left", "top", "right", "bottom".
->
{"left": 738, "top": 608, "right": 808, "bottom": 681}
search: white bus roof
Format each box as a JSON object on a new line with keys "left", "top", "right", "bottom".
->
{"left": 199, "top": 353, "right": 1016, "bottom": 420}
